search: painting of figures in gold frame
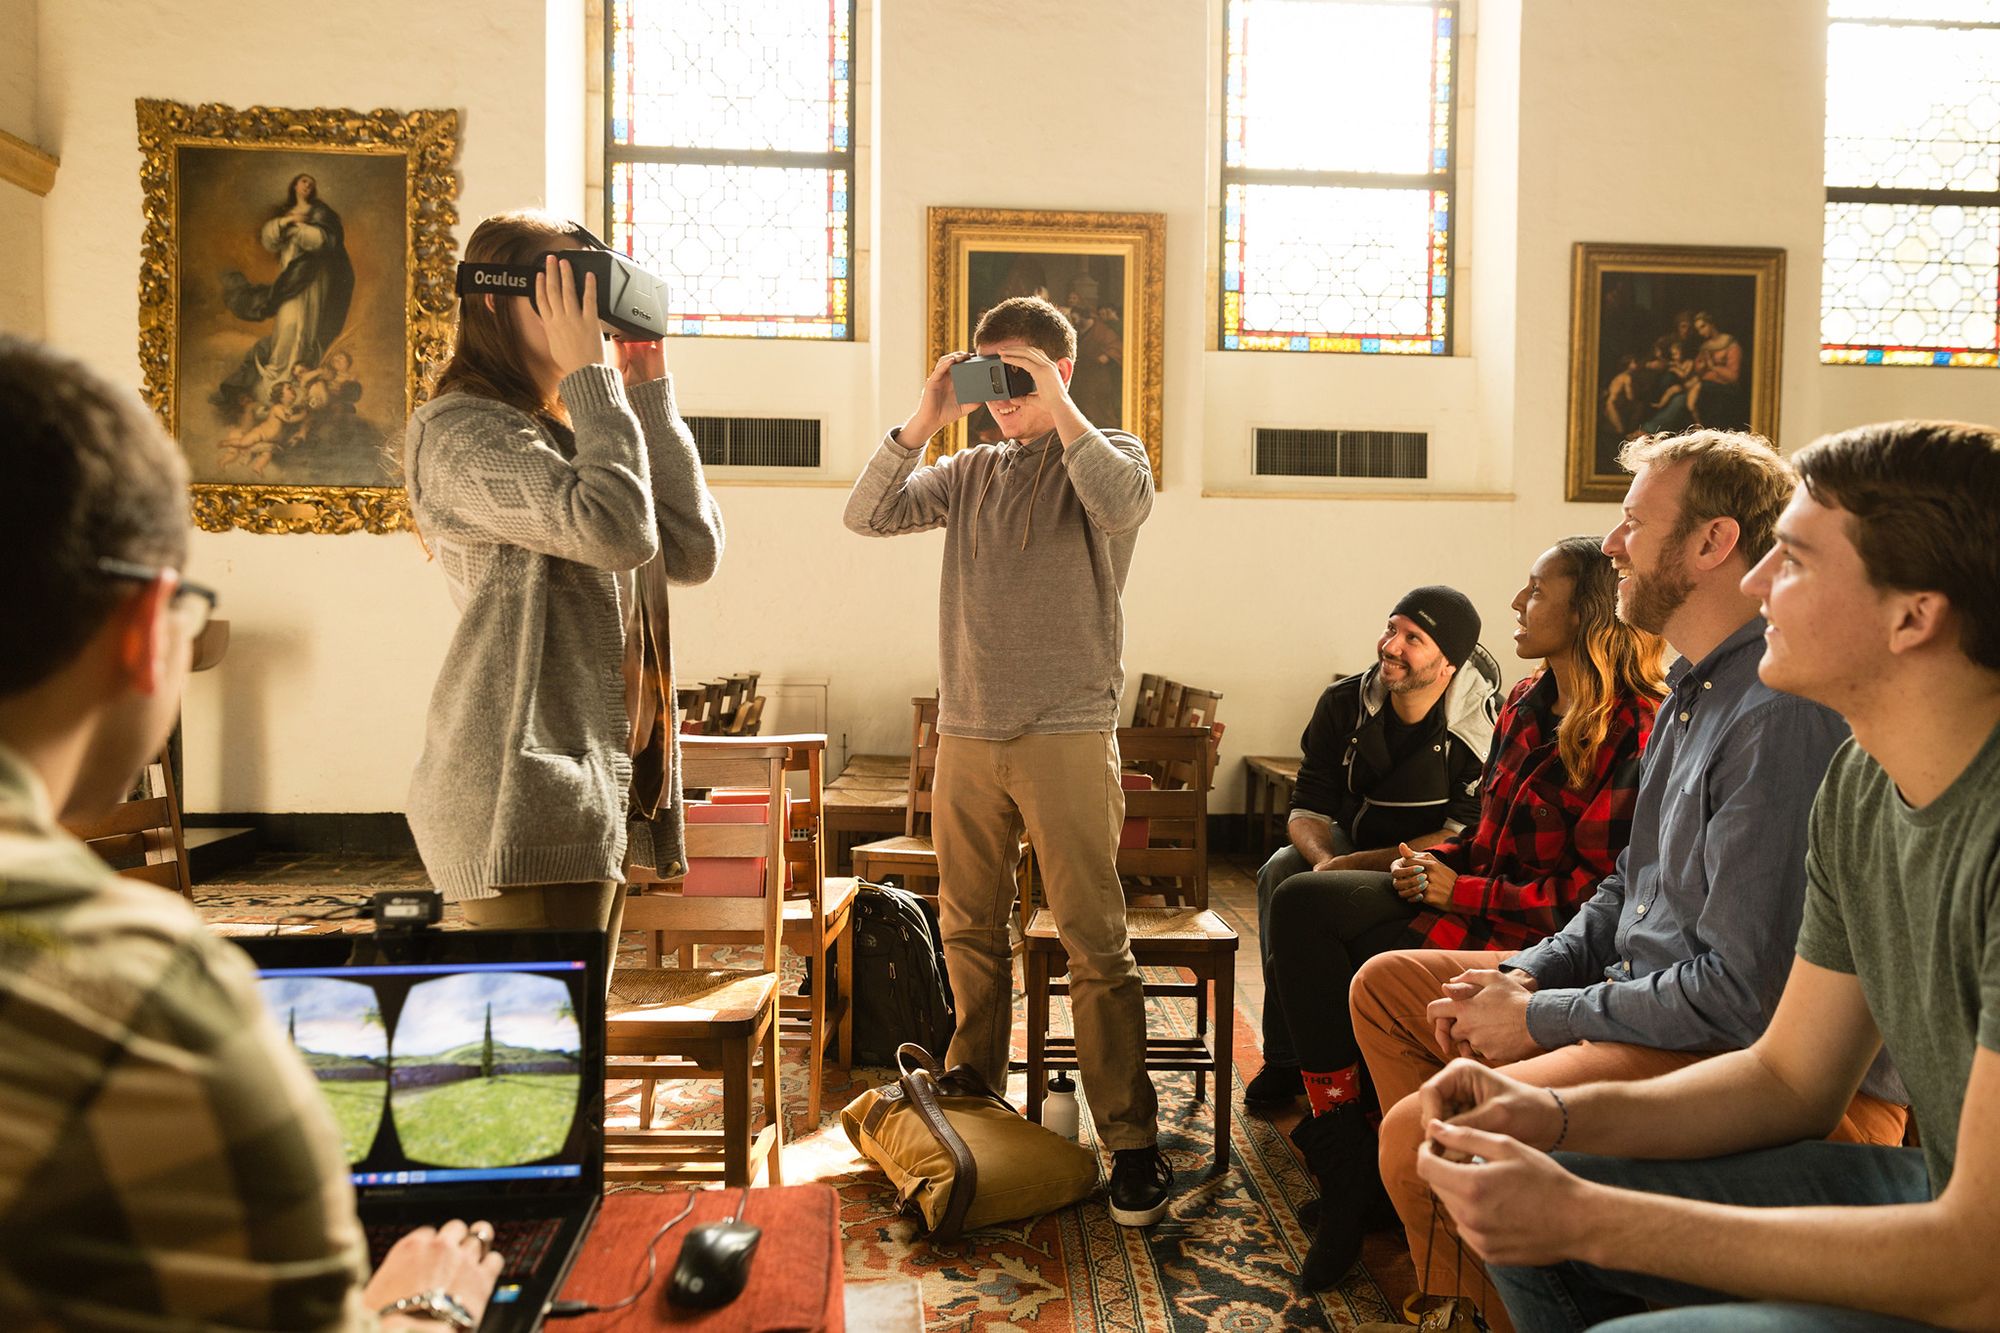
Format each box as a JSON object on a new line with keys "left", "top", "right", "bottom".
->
{"left": 926, "top": 206, "right": 1165, "bottom": 483}
{"left": 137, "top": 98, "right": 459, "bottom": 534}
{"left": 1567, "top": 242, "right": 1785, "bottom": 503}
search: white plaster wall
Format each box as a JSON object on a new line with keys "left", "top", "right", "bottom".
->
{"left": 35, "top": 0, "right": 566, "bottom": 810}
{"left": 28, "top": 0, "right": 2000, "bottom": 816}
{"left": 1, "top": 0, "right": 45, "bottom": 337}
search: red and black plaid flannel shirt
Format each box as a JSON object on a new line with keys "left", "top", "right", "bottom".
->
{"left": 1405, "top": 671, "right": 1656, "bottom": 954}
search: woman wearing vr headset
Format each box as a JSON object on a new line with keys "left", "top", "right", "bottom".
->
{"left": 402, "top": 211, "right": 722, "bottom": 958}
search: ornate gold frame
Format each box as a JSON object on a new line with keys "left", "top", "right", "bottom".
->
{"left": 1566, "top": 242, "right": 1786, "bottom": 503}
{"left": 136, "top": 98, "right": 459, "bottom": 534}
{"left": 925, "top": 206, "right": 1166, "bottom": 483}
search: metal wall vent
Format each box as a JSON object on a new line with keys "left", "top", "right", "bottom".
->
{"left": 1254, "top": 428, "right": 1428, "bottom": 480}
{"left": 685, "top": 416, "right": 823, "bottom": 469}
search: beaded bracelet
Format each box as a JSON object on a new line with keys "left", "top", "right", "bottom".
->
{"left": 1547, "top": 1086, "right": 1570, "bottom": 1152}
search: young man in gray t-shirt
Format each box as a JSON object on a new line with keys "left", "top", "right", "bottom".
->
{"left": 843, "top": 296, "right": 1171, "bottom": 1227}
{"left": 1396, "top": 420, "right": 2000, "bottom": 1331}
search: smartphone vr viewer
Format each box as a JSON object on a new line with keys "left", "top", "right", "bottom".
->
{"left": 454, "top": 226, "right": 669, "bottom": 341}
{"left": 951, "top": 355, "right": 1037, "bottom": 404}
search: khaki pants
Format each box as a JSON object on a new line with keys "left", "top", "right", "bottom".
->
{"left": 460, "top": 881, "right": 627, "bottom": 982}
{"left": 1351, "top": 948, "right": 1911, "bottom": 1331}
{"left": 933, "top": 730, "right": 1159, "bottom": 1149}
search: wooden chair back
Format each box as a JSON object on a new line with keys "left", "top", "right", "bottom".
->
{"left": 624, "top": 739, "right": 789, "bottom": 957}
{"left": 1115, "top": 726, "right": 1213, "bottom": 910}
{"left": 677, "top": 685, "right": 707, "bottom": 732}
{"left": 1130, "top": 673, "right": 1165, "bottom": 728}
{"left": 1173, "top": 686, "right": 1223, "bottom": 730}
{"left": 724, "top": 696, "right": 766, "bottom": 736}
{"left": 903, "top": 696, "right": 941, "bottom": 839}
{"left": 64, "top": 749, "right": 191, "bottom": 899}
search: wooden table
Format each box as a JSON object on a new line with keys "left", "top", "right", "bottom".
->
{"left": 1241, "top": 755, "right": 1301, "bottom": 861}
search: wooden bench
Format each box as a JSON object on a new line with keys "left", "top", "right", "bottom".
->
{"left": 1242, "top": 755, "right": 1301, "bottom": 861}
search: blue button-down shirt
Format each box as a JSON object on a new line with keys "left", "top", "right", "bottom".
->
{"left": 1506, "top": 617, "right": 1852, "bottom": 1054}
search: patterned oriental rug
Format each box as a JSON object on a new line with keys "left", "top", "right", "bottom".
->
{"left": 196, "top": 872, "right": 1423, "bottom": 1331}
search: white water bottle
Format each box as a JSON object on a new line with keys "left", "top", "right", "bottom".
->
{"left": 1042, "top": 1071, "right": 1080, "bottom": 1141}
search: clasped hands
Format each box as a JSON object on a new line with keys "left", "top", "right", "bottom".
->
{"left": 1390, "top": 841, "right": 1456, "bottom": 908}
{"left": 1412, "top": 1059, "right": 1593, "bottom": 1268}
{"left": 1425, "top": 964, "right": 1543, "bottom": 1065}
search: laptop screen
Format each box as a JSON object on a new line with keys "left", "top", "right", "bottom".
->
{"left": 238, "top": 930, "right": 604, "bottom": 1200}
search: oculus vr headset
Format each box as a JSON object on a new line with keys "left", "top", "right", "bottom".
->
{"left": 454, "top": 224, "right": 669, "bottom": 341}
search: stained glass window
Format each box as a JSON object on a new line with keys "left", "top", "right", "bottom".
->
{"left": 606, "top": 0, "right": 854, "bottom": 340}
{"left": 1822, "top": 2, "right": 2000, "bottom": 366}
{"left": 1221, "top": 0, "right": 1455, "bottom": 354}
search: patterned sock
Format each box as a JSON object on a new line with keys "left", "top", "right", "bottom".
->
{"left": 1301, "top": 1064, "right": 1361, "bottom": 1117}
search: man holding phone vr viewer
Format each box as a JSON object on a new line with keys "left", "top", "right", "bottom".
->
{"left": 844, "top": 296, "right": 1174, "bottom": 1227}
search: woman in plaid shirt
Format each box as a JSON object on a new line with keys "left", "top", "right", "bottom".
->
{"left": 1272, "top": 535, "right": 1667, "bottom": 1294}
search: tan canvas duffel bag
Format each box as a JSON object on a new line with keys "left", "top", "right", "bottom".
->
{"left": 840, "top": 1044, "right": 1099, "bottom": 1241}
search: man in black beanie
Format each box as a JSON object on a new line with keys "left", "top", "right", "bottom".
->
{"left": 1245, "top": 584, "right": 1497, "bottom": 1112}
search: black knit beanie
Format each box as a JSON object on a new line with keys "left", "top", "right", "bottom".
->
{"left": 1390, "top": 585, "right": 1480, "bottom": 668}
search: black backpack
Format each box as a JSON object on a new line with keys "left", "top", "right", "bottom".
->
{"left": 850, "top": 880, "right": 956, "bottom": 1067}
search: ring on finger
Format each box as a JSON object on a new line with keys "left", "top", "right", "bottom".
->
{"left": 469, "top": 1222, "right": 495, "bottom": 1255}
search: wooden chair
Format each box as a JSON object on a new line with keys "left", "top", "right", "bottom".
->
{"left": 606, "top": 738, "right": 789, "bottom": 1187}
{"left": 724, "top": 672, "right": 760, "bottom": 727}
{"left": 636, "top": 736, "right": 856, "bottom": 1129}
{"left": 724, "top": 695, "right": 766, "bottom": 736}
{"left": 64, "top": 746, "right": 192, "bottom": 898}
{"left": 1167, "top": 686, "right": 1224, "bottom": 790}
{"left": 768, "top": 736, "right": 856, "bottom": 1126}
{"left": 1021, "top": 726, "right": 1237, "bottom": 1176}
{"left": 676, "top": 685, "right": 707, "bottom": 734}
{"left": 698, "top": 680, "right": 729, "bottom": 735}
{"left": 848, "top": 697, "right": 943, "bottom": 902}
{"left": 1129, "top": 673, "right": 1165, "bottom": 728}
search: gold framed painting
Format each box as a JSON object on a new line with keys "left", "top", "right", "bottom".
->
{"left": 136, "top": 98, "right": 459, "bottom": 534}
{"left": 925, "top": 206, "right": 1165, "bottom": 482}
{"left": 1567, "top": 242, "right": 1785, "bottom": 503}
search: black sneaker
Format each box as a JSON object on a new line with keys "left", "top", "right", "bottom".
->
{"left": 1244, "top": 1063, "right": 1305, "bottom": 1108}
{"left": 1107, "top": 1146, "right": 1174, "bottom": 1227}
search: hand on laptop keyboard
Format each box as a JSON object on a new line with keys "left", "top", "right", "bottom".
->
{"left": 364, "top": 1218, "right": 504, "bottom": 1329}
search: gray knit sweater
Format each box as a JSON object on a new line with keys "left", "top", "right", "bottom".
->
{"left": 843, "top": 427, "right": 1153, "bottom": 739}
{"left": 403, "top": 366, "right": 723, "bottom": 900}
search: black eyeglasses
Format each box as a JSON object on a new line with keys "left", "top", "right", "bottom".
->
{"left": 95, "top": 556, "right": 220, "bottom": 639}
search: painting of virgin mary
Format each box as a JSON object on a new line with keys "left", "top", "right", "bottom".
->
{"left": 171, "top": 144, "right": 407, "bottom": 488}
{"left": 213, "top": 172, "right": 356, "bottom": 416}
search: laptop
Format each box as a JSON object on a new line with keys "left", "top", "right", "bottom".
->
{"left": 236, "top": 929, "right": 605, "bottom": 1332}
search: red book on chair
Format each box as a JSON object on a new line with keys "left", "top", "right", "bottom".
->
{"left": 683, "top": 791, "right": 794, "bottom": 895}
{"left": 1120, "top": 771, "right": 1152, "bottom": 849}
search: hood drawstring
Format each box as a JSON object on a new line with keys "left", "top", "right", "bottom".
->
{"left": 968, "top": 432, "right": 1057, "bottom": 559}
{"left": 1020, "top": 439, "right": 1053, "bottom": 551}
{"left": 970, "top": 464, "right": 998, "bottom": 560}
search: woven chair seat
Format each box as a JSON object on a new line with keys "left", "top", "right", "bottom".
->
{"left": 851, "top": 834, "right": 934, "bottom": 860}
{"left": 609, "top": 967, "right": 778, "bottom": 1025}
{"left": 1024, "top": 906, "right": 1234, "bottom": 946}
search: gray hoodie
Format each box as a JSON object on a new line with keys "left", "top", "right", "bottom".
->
{"left": 844, "top": 427, "right": 1153, "bottom": 740}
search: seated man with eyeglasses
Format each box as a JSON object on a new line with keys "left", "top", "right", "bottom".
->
{"left": 0, "top": 335, "right": 500, "bottom": 1330}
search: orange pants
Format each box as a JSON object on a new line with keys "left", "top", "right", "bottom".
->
{"left": 1351, "top": 949, "right": 1910, "bottom": 1332}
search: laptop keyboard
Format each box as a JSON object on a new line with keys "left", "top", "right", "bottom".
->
{"left": 366, "top": 1216, "right": 563, "bottom": 1284}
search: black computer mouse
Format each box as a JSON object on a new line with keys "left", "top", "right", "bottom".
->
{"left": 667, "top": 1219, "right": 762, "bottom": 1309}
